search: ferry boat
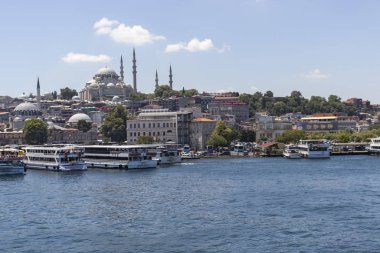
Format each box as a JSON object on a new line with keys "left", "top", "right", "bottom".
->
{"left": 153, "top": 146, "right": 182, "bottom": 165}
{"left": 0, "top": 148, "right": 25, "bottom": 176}
{"left": 283, "top": 145, "right": 302, "bottom": 159}
{"left": 368, "top": 137, "right": 380, "bottom": 155}
{"left": 297, "top": 140, "right": 330, "bottom": 159}
{"left": 81, "top": 145, "right": 158, "bottom": 169}
{"left": 23, "top": 145, "right": 87, "bottom": 171}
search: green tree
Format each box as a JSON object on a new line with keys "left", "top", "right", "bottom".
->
{"left": 60, "top": 87, "right": 78, "bottom": 100}
{"left": 77, "top": 119, "right": 92, "bottom": 132}
{"left": 100, "top": 105, "right": 128, "bottom": 143}
{"left": 154, "top": 85, "right": 179, "bottom": 98}
{"left": 23, "top": 118, "right": 48, "bottom": 145}
{"left": 51, "top": 91, "right": 58, "bottom": 100}
{"left": 136, "top": 136, "right": 155, "bottom": 144}
{"left": 276, "top": 129, "right": 306, "bottom": 144}
{"left": 239, "top": 129, "right": 256, "bottom": 142}
{"left": 207, "top": 133, "right": 228, "bottom": 147}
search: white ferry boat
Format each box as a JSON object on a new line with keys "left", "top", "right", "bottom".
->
{"left": 0, "top": 148, "right": 25, "bottom": 176}
{"left": 23, "top": 145, "right": 87, "bottom": 171}
{"left": 81, "top": 145, "right": 158, "bottom": 169}
{"left": 153, "top": 146, "right": 182, "bottom": 165}
{"left": 368, "top": 137, "right": 380, "bottom": 155}
{"left": 283, "top": 145, "right": 302, "bottom": 159}
{"left": 297, "top": 140, "right": 330, "bottom": 159}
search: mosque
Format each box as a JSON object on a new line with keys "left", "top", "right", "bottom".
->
{"left": 79, "top": 50, "right": 137, "bottom": 102}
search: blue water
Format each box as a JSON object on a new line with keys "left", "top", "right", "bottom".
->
{"left": 1, "top": 156, "right": 380, "bottom": 252}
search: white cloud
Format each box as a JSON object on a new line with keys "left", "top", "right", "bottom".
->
{"left": 62, "top": 52, "right": 112, "bottom": 63}
{"left": 94, "top": 17, "right": 165, "bottom": 46}
{"left": 302, "top": 68, "right": 329, "bottom": 80}
{"left": 165, "top": 38, "right": 226, "bottom": 53}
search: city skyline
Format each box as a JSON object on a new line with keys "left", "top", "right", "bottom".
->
{"left": 2, "top": 0, "right": 380, "bottom": 102}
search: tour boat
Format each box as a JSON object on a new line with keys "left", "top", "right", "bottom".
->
{"left": 153, "top": 146, "right": 182, "bottom": 165}
{"left": 297, "top": 140, "right": 330, "bottom": 159}
{"left": 81, "top": 145, "right": 158, "bottom": 169}
{"left": 23, "top": 145, "right": 87, "bottom": 171}
{"left": 0, "top": 147, "right": 25, "bottom": 176}
{"left": 283, "top": 145, "right": 302, "bottom": 159}
{"left": 368, "top": 137, "right": 380, "bottom": 155}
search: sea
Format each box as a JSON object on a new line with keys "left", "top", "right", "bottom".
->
{"left": 1, "top": 156, "right": 380, "bottom": 253}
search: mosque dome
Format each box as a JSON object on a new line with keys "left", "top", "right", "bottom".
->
{"left": 107, "top": 82, "right": 115, "bottom": 87}
{"left": 14, "top": 102, "right": 39, "bottom": 112}
{"left": 13, "top": 117, "right": 22, "bottom": 122}
{"left": 72, "top": 95, "right": 81, "bottom": 101}
{"left": 112, "top": 96, "right": 120, "bottom": 102}
{"left": 68, "top": 113, "right": 92, "bottom": 123}
{"left": 95, "top": 67, "right": 118, "bottom": 77}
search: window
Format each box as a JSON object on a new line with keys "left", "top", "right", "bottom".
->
{"left": 174, "top": 123, "right": 176, "bottom": 127}
{"left": 153, "top": 123, "right": 155, "bottom": 128}
{"left": 138, "top": 132, "right": 140, "bottom": 136}
{"left": 143, "top": 132, "right": 146, "bottom": 136}
{"left": 149, "top": 132, "right": 151, "bottom": 136}
{"left": 163, "top": 132, "right": 165, "bottom": 136}
{"left": 148, "top": 123, "right": 151, "bottom": 128}
{"left": 143, "top": 123, "right": 145, "bottom": 128}
{"left": 130, "top": 124, "right": 132, "bottom": 129}
{"left": 170, "top": 123, "right": 173, "bottom": 127}
{"left": 157, "top": 123, "right": 160, "bottom": 128}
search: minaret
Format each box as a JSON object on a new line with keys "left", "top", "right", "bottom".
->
{"left": 37, "top": 77, "right": 41, "bottom": 110}
{"left": 169, "top": 65, "right": 173, "bottom": 89}
{"left": 120, "top": 55, "right": 124, "bottom": 82}
{"left": 155, "top": 69, "right": 159, "bottom": 88}
{"left": 132, "top": 48, "right": 137, "bottom": 92}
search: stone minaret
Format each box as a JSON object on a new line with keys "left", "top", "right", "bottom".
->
{"left": 132, "top": 48, "right": 137, "bottom": 92}
{"left": 120, "top": 55, "right": 124, "bottom": 82}
{"left": 169, "top": 65, "right": 173, "bottom": 89}
{"left": 37, "top": 77, "right": 41, "bottom": 110}
{"left": 155, "top": 69, "right": 159, "bottom": 88}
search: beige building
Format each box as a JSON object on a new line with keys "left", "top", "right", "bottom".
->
{"left": 255, "top": 115, "right": 292, "bottom": 141}
{"left": 126, "top": 110, "right": 178, "bottom": 144}
{"left": 189, "top": 118, "right": 217, "bottom": 150}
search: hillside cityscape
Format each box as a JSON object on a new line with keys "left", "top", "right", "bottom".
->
{"left": 1, "top": 49, "right": 379, "bottom": 152}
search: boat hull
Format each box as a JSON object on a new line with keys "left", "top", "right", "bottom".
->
{"left": 85, "top": 159, "right": 157, "bottom": 170}
{"left": 0, "top": 164, "right": 25, "bottom": 176}
{"left": 23, "top": 162, "right": 87, "bottom": 171}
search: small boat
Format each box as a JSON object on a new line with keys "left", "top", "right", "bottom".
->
{"left": 0, "top": 148, "right": 25, "bottom": 176}
{"left": 297, "top": 140, "right": 330, "bottom": 159}
{"left": 23, "top": 145, "right": 87, "bottom": 171}
{"left": 368, "top": 137, "right": 380, "bottom": 155}
{"left": 153, "top": 146, "right": 182, "bottom": 165}
{"left": 283, "top": 145, "right": 302, "bottom": 159}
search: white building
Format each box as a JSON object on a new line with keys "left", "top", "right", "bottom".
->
{"left": 255, "top": 115, "right": 292, "bottom": 141}
{"left": 126, "top": 110, "right": 178, "bottom": 144}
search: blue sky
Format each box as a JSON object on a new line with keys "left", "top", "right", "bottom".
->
{"left": 2, "top": 0, "right": 380, "bottom": 103}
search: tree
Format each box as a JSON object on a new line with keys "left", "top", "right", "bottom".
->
{"left": 276, "top": 129, "right": 306, "bottom": 144}
{"left": 100, "top": 105, "right": 128, "bottom": 143}
{"left": 136, "top": 136, "right": 155, "bottom": 144}
{"left": 23, "top": 118, "right": 48, "bottom": 145}
{"left": 154, "top": 85, "right": 179, "bottom": 98}
{"left": 239, "top": 129, "right": 256, "bottom": 142}
{"left": 77, "top": 119, "right": 92, "bottom": 132}
{"left": 207, "top": 133, "right": 228, "bottom": 147}
{"left": 60, "top": 87, "right": 78, "bottom": 100}
{"left": 51, "top": 91, "right": 58, "bottom": 100}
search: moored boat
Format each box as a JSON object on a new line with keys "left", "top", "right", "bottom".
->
{"left": 0, "top": 148, "right": 25, "bottom": 176}
{"left": 81, "top": 145, "right": 158, "bottom": 169}
{"left": 298, "top": 140, "right": 330, "bottom": 159}
{"left": 153, "top": 146, "right": 182, "bottom": 165}
{"left": 23, "top": 145, "right": 87, "bottom": 171}
{"left": 283, "top": 145, "right": 302, "bottom": 159}
{"left": 368, "top": 137, "right": 380, "bottom": 155}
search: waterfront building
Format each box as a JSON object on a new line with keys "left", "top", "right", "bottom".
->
{"left": 0, "top": 131, "right": 25, "bottom": 146}
{"left": 296, "top": 115, "right": 357, "bottom": 132}
{"left": 189, "top": 118, "right": 217, "bottom": 151}
{"left": 126, "top": 109, "right": 178, "bottom": 144}
{"left": 177, "top": 111, "right": 193, "bottom": 146}
{"left": 254, "top": 115, "right": 292, "bottom": 141}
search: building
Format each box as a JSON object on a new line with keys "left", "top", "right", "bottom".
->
{"left": 47, "top": 113, "right": 97, "bottom": 144}
{"left": 254, "top": 115, "right": 292, "bottom": 141}
{"left": 208, "top": 101, "right": 249, "bottom": 123}
{"left": 189, "top": 118, "right": 217, "bottom": 150}
{"left": 0, "top": 131, "right": 25, "bottom": 145}
{"left": 10, "top": 102, "right": 42, "bottom": 130}
{"left": 126, "top": 110, "right": 178, "bottom": 144}
{"left": 177, "top": 111, "right": 193, "bottom": 146}
{"left": 296, "top": 115, "right": 357, "bottom": 132}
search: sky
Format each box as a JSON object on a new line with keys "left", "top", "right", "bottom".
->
{"left": 2, "top": 0, "right": 380, "bottom": 103}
